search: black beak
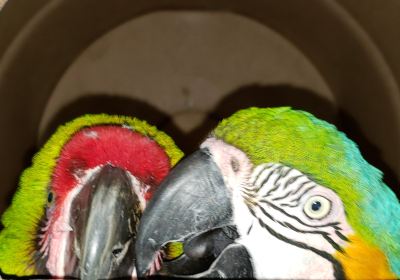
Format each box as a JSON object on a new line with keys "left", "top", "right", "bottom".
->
{"left": 135, "top": 149, "right": 237, "bottom": 277}
{"left": 70, "top": 164, "right": 140, "bottom": 280}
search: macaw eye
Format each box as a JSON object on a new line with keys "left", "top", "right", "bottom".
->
{"left": 303, "top": 195, "right": 331, "bottom": 219}
{"left": 47, "top": 191, "right": 54, "bottom": 205}
{"left": 162, "top": 241, "right": 184, "bottom": 261}
{"left": 112, "top": 247, "right": 123, "bottom": 258}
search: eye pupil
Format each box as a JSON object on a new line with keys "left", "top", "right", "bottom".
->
{"left": 311, "top": 201, "right": 321, "bottom": 211}
{"left": 303, "top": 195, "right": 331, "bottom": 220}
{"left": 47, "top": 192, "right": 53, "bottom": 203}
{"left": 112, "top": 248, "right": 122, "bottom": 257}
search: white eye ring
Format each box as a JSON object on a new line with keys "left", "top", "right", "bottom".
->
{"left": 303, "top": 195, "right": 331, "bottom": 219}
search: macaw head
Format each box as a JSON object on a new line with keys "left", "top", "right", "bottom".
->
{"left": 0, "top": 114, "right": 183, "bottom": 279}
{"left": 136, "top": 107, "right": 400, "bottom": 279}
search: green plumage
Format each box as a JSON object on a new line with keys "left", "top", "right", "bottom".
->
{"left": 214, "top": 107, "right": 400, "bottom": 275}
{"left": 0, "top": 114, "right": 183, "bottom": 276}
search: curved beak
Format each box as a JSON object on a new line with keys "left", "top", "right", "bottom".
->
{"left": 135, "top": 149, "right": 235, "bottom": 277}
{"left": 70, "top": 164, "right": 140, "bottom": 280}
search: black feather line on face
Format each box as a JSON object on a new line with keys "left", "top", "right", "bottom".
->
{"left": 243, "top": 165, "right": 348, "bottom": 279}
{"left": 256, "top": 217, "right": 346, "bottom": 280}
{"left": 289, "top": 184, "right": 316, "bottom": 203}
{"left": 270, "top": 179, "right": 311, "bottom": 202}
{"left": 323, "top": 234, "right": 344, "bottom": 253}
{"left": 282, "top": 174, "right": 304, "bottom": 190}
{"left": 291, "top": 180, "right": 313, "bottom": 196}
{"left": 264, "top": 166, "right": 293, "bottom": 197}
{"left": 261, "top": 166, "right": 285, "bottom": 196}
{"left": 241, "top": 189, "right": 257, "bottom": 200}
{"left": 281, "top": 221, "right": 327, "bottom": 235}
{"left": 254, "top": 166, "right": 276, "bottom": 192}
{"left": 252, "top": 165, "right": 270, "bottom": 188}
{"left": 335, "top": 230, "right": 349, "bottom": 242}
{"left": 245, "top": 195, "right": 347, "bottom": 279}
{"left": 277, "top": 221, "right": 345, "bottom": 253}
{"left": 272, "top": 190, "right": 294, "bottom": 201}
{"left": 246, "top": 222, "right": 254, "bottom": 235}
{"left": 257, "top": 199, "right": 339, "bottom": 228}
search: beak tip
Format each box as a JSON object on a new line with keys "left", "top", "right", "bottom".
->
{"left": 134, "top": 246, "right": 152, "bottom": 278}
{"left": 136, "top": 265, "right": 149, "bottom": 279}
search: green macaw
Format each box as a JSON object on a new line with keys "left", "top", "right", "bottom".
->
{"left": 0, "top": 114, "right": 183, "bottom": 279}
{"left": 135, "top": 107, "right": 400, "bottom": 279}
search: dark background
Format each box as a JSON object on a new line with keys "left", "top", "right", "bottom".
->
{"left": 0, "top": 0, "right": 399, "bottom": 218}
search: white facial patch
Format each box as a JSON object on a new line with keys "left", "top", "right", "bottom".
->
{"left": 244, "top": 164, "right": 353, "bottom": 278}
{"left": 47, "top": 167, "right": 101, "bottom": 276}
{"left": 246, "top": 163, "right": 353, "bottom": 239}
{"left": 201, "top": 138, "right": 257, "bottom": 237}
{"left": 202, "top": 139, "right": 354, "bottom": 279}
{"left": 127, "top": 172, "right": 148, "bottom": 211}
{"left": 201, "top": 138, "right": 253, "bottom": 193}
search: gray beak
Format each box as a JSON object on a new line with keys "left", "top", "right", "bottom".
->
{"left": 70, "top": 164, "right": 140, "bottom": 280}
{"left": 135, "top": 149, "right": 235, "bottom": 277}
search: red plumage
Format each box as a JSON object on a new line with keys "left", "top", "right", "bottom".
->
{"left": 52, "top": 125, "right": 171, "bottom": 204}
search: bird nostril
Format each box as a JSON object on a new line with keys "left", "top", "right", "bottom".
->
{"left": 230, "top": 157, "right": 240, "bottom": 173}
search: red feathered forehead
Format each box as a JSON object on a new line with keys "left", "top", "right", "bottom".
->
{"left": 52, "top": 125, "right": 171, "bottom": 200}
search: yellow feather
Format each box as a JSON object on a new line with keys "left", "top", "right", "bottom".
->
{"left": 335, "top": 235, "right": 397, "bottom": 279}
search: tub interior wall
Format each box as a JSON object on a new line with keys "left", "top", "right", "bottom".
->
{"left": 0, "top": 1, "right": 399, "bottom": 218}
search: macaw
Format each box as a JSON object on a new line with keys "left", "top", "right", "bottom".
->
{"left": 135, "top": 107, "right": 400, "bottom": 279}
{"left": 0, "top": 114, "right": 183, "bottom": 279}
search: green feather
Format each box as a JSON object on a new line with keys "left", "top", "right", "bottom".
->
{"left": 0, "top": 114, "right": 183, "bottom": 276}
{"left": 214, "top": 107, "right": 400, "bottom": 275}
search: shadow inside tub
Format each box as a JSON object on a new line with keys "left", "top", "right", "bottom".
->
{"left": 38, "top": 85, "right": 400, "bottom": 199}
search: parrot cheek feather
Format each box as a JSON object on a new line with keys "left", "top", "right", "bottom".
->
{"left": 46, "top": 222, "right": 75, "bottom": 276}
{"left": 148, "top": 251, "right": 163, "bottom": 276}
{"left": 221, "top": 156, "right": 354, "bottom": 278}
{"left": 46, "top": 175, "right": 89, "bottom": 276}
{"left": 128, "top": 172, "right": 148, "bottom": 209}
{"left": 0, "top": 115, "right": 182, "bottom": 278}
{"left": 53, "top": 126, "right": 172, "bottom": 198}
